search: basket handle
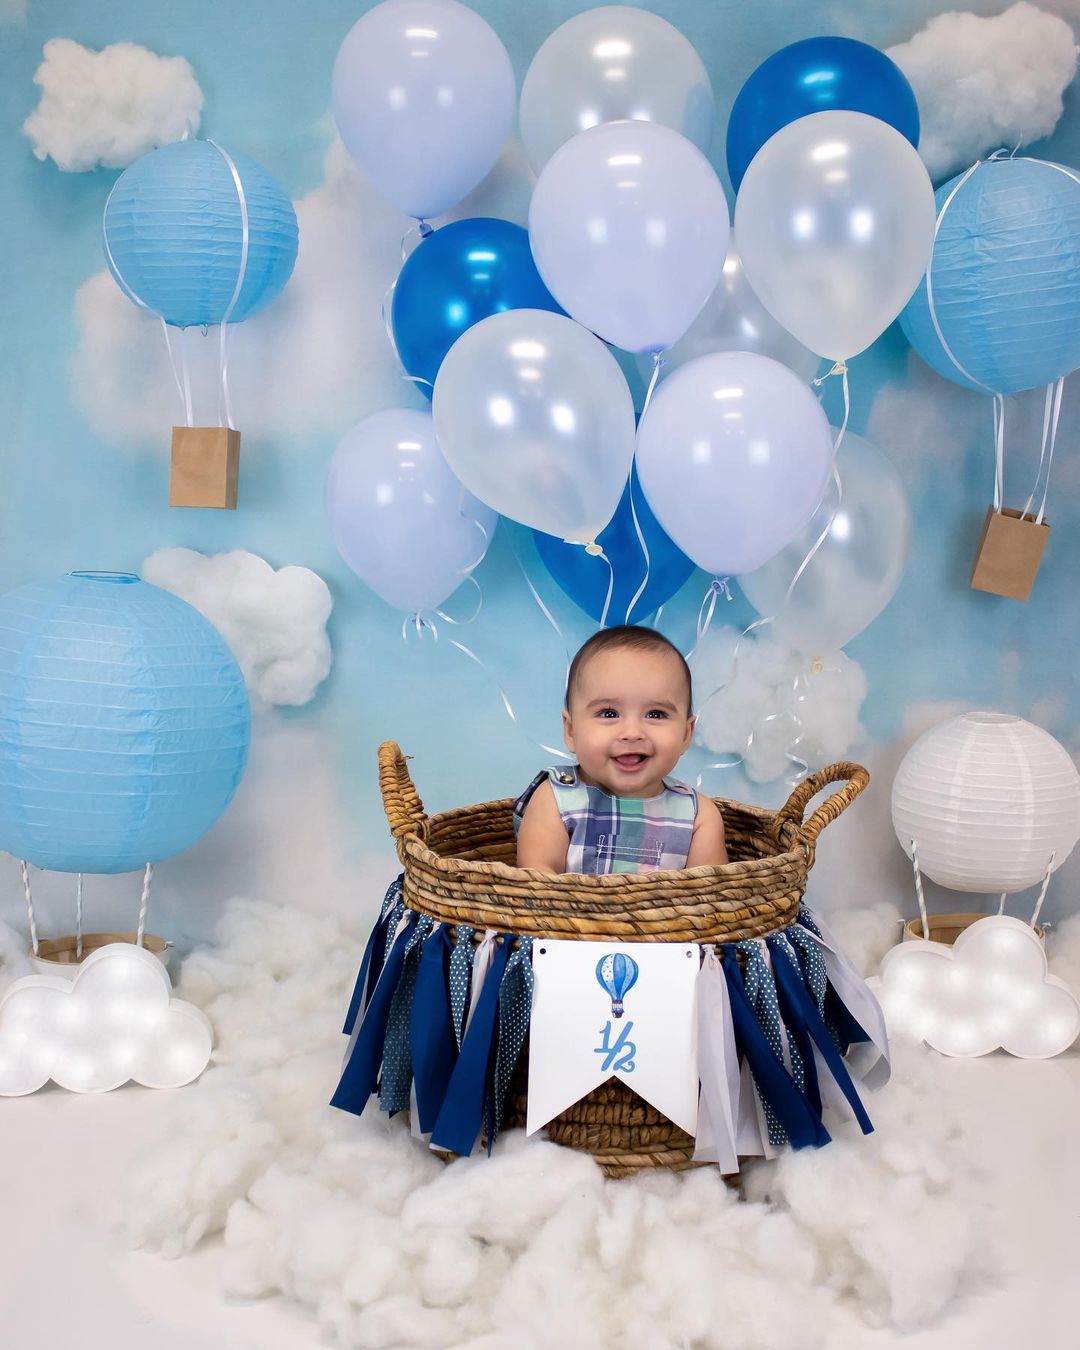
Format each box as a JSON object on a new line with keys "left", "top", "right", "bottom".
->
{"left": 377, "top": 741, "right": 429, "bottom": 850}
{"left": 774, "top": 762, "right": 869, "bottom": 855}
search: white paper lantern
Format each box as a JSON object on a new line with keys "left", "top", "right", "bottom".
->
{"left": 892, "top": 711, "right": 1080, "bottom": 892}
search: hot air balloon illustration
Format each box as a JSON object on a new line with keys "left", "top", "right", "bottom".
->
{"left": 596, "top": 952, "right": 639, "bottom": 1019}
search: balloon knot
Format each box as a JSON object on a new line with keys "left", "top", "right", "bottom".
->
{"left": 584, "top": 542, "right": 604, "bottom": 557}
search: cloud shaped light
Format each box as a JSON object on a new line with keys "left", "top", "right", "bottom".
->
{"left": 868, "top": 915, "right": 1080, "bottom": 1059}
{"left": 0, "top": 943, "right": 212, "bottom": 1095}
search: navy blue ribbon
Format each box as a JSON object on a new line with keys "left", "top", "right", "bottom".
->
{"left": 721, "top": 945, "right": 830, "bottom": 1151}
{"left": 409, "top": 924, "right": 458, "bottom": 1134}
{"left": 430, "top": 935, "right": 513, "bottom": 1157}
{"left": 330, "top": 910, "right": 418, "bottom": 1118}
{"left": 768, "top": 932, "right": 873, "bottom": 1137}
{"left": 795, "top": 908, "right": 873, "bottom": 1055}
{"left": 342, "top": 875, "right": 404, "bottom": 1036}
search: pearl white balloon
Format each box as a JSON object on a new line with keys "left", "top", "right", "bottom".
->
{"left": 519, "top": 5, "right": 714, "bottom": 174}
{"left": 637, "top": 244, "right": 821, "bottom": 388}
{"left": 735, "top": 110, "right": 936, "bottom": 362}
{"left": 892, "top": 712, "right": 1080, "bottom": 893}
{"left": 432, "top": 309, "right": 636, "bottom": 543}
{"left": 738, "top": 431, "right": 911, "bottom": 652}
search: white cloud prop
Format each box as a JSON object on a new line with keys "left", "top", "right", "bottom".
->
{"left": 142, "top": 548, "right": 332, "bottom": 709}
{"left": 887, "top": 4, "right": 1079, "bottom": 182}
{"left": 0, "top": 942, "right": 212, "bottom": 1094}
{"left": 122, "top": 897, "right": 987, "bottom": 1342}
{"left": 869, "top": 914, "right": 1080, "bottom": 1058}
{"left": 691, "top": 626, "right": 867, "bottom": 783}
{"left": 71, "top": 134, "right": 534, "bottom": 449}
{"left": 23, "top": 38, "right": 204, "bottom": 172}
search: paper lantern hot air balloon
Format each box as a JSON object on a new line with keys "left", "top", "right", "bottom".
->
{"left": 596, "top": 952, "right": 640, "bottom": 1019}
{"left": 103, "top": 137, "right": 299, "bottom": 508}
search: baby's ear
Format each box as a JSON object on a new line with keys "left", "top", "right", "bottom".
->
{"left": 684, "top": 714, "right": 696, "bottom": 749}
{"left": 562, "top": 708, "right": 575, "bottom": 752}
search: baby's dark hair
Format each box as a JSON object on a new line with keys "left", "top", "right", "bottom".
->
{"left": 565, "top": 625, "right": 693, "bottom": 713}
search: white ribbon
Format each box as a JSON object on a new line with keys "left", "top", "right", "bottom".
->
{"left": 1023, "top": 377, "right": 1064, "bottom": 525}
{"left": 623, "top": 467, "right": 652, "bottom": 625}
{"left": 798, "top": 910, "right": 891, "bottom": 1092}
{"left": 463, "top": 931, "right": 498, "bottom": 1038}
{"left": 693, "top": 947, "right": 742, "bottom": 1170}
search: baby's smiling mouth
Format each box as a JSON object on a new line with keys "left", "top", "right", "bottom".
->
{"left": 613, "top": 753, "right": 649, "bottom": 769}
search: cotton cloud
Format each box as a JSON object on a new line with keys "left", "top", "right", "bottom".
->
{"left": 142, "top": 548, "right": 332, "bottom": 709}
{"left": 123, "top": 896, "right": 986, "bottom": 1340}
{"left": 887, "top": 4, "right": 1079, "bottom": 182}
{"left": 71, "top": 133, "right": 534, "bottom": 450}
{"left": 23, "top": 38, "right": 203, "bottom": 172}
{"left": 691, "top": 626, "right": 867, "bottom": 783}
{"left": 0, "top": 942, "right": 211, "bottom": 1094}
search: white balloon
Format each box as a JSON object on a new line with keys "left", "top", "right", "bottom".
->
{"left": 735, "top": 110, "right": 936, "bottom": 361}
{"left": 738, "top": 431, "right": 911, "bottom": 652}
{"left": 331, "top": 0, "right": 515, "bottom": 221}
{"left": 637, "top": 243, "right": 821, "bottom": 388}
{"left": 636, "top": 351, "right": 834, "bottom": 576}
{"left": 528, "top": 120, "right": 729, "bottom": 354}
{"left": 519, "top": 6, "right": 714, "bottom": 174}
{"left": 432, "top": 309, "right": 636, "bottom": 543}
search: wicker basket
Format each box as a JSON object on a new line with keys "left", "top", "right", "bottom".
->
{"left": 378, "top": 741, "right": 869, "bottom": 1175}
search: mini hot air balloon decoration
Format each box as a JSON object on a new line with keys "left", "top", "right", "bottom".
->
{"left": 596, "top": 952, "right": 639, "bottom": 1019}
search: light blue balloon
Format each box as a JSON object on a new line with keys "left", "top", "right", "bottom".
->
{"left": 0, "top": 573, "right": 251, "bottom": 874}
{"left": 326, "top": 408, "right": 497, "bottom": 614}
{"left": 900, "top": 157, "right": 1080, "bottom": 395}
{"left": 104, "top": 139, "right": 298, "bottom": 328}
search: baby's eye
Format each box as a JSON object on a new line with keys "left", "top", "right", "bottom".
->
{"left": 645, "top": 709, "right": 669, "bottom": 719}
{"left": 596, "top": 707, "right": 619, "bottom": 719}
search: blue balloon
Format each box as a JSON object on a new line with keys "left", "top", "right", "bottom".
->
{"left": 596, "top": 952, "right": 639, "bottom": 1019}
{"left": 0, "top": 572, "right": 250, "bottom": 873}
{"left": 533, "top": 466, "right": 696, "bottom": 623}
{"left": 900, "top": 157, "right": 1080, "bottom": 395}
{"left": 727, "top": 37, "right": 919, "bottom": 192}
{"left": 391, "top": 217, "right": 564, "bottom": 396}
{"left": 104, "top": 139, "right": 298, "bottom": 327}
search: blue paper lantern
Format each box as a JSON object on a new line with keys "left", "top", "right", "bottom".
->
{"left": 103, "top": 139, "right": 298, "bottom": 328}
{"left": 0, "top": 572, "right": 251, "bottom": 874}
{"left": 900, "top": 158, "right": 1080, "bottom": 395}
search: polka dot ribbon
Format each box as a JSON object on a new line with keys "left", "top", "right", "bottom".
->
{"left": 492, "top": 936, "right": 534, "bottom": 1143}
{"left": 449, "top": 925, "right": 476, "bottom": 1050}
{"left": 379, "top": 914, "right": 434, "bottom": 1115}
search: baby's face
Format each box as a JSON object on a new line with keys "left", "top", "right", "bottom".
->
{"left": 563, "top": 645, "right": 694, "bottom": 798}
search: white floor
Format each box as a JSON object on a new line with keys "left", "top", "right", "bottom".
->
{"left": 2, "top": 1056, "right": 1077, "bottom": 1350}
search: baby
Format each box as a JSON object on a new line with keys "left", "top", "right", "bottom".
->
{"left": 515, "top": 625, "right": 728, "bottom": 873}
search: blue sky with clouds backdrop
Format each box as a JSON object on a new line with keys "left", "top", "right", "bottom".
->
{"left": 3, "top": 0, "right": 1080, "bottom": 943}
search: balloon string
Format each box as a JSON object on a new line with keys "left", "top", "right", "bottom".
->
{"left": 448, "top": 637, "right": 574, "bottom": 762}
{"left": 457, "top": 498, "right": 492, "bottom": 576}
{"left": 591, "top": 546, "right": 615, "bottom": 628}
{"left": 684, "top": 577, "right": 732, "bottom": 662}
{"left": 208, "top": 138, "right": 250, "bottom": 432}
{"left": 992, "top": 393, "right": 1006, "bottom": 514}
{"left": 514, "top": 545, "right": 571, "bottom": 679}
{"left": 435, "top": 574, "right": 484, "bottom": 627}
{"left": 161, "top": 320, "right": 194, "bottom": 427}
{"left": 624, "top": 468, "right": 652, "bottom": 624}
{"left": 1023, "top": 376, "right": 1065, "bottom": 525}
{"left": 639, "top": 351, "right": 665, "bottom": 421}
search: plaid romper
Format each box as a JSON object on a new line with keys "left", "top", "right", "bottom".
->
{"left": 513, "top": 766, "right": 698, "bottom": 874}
